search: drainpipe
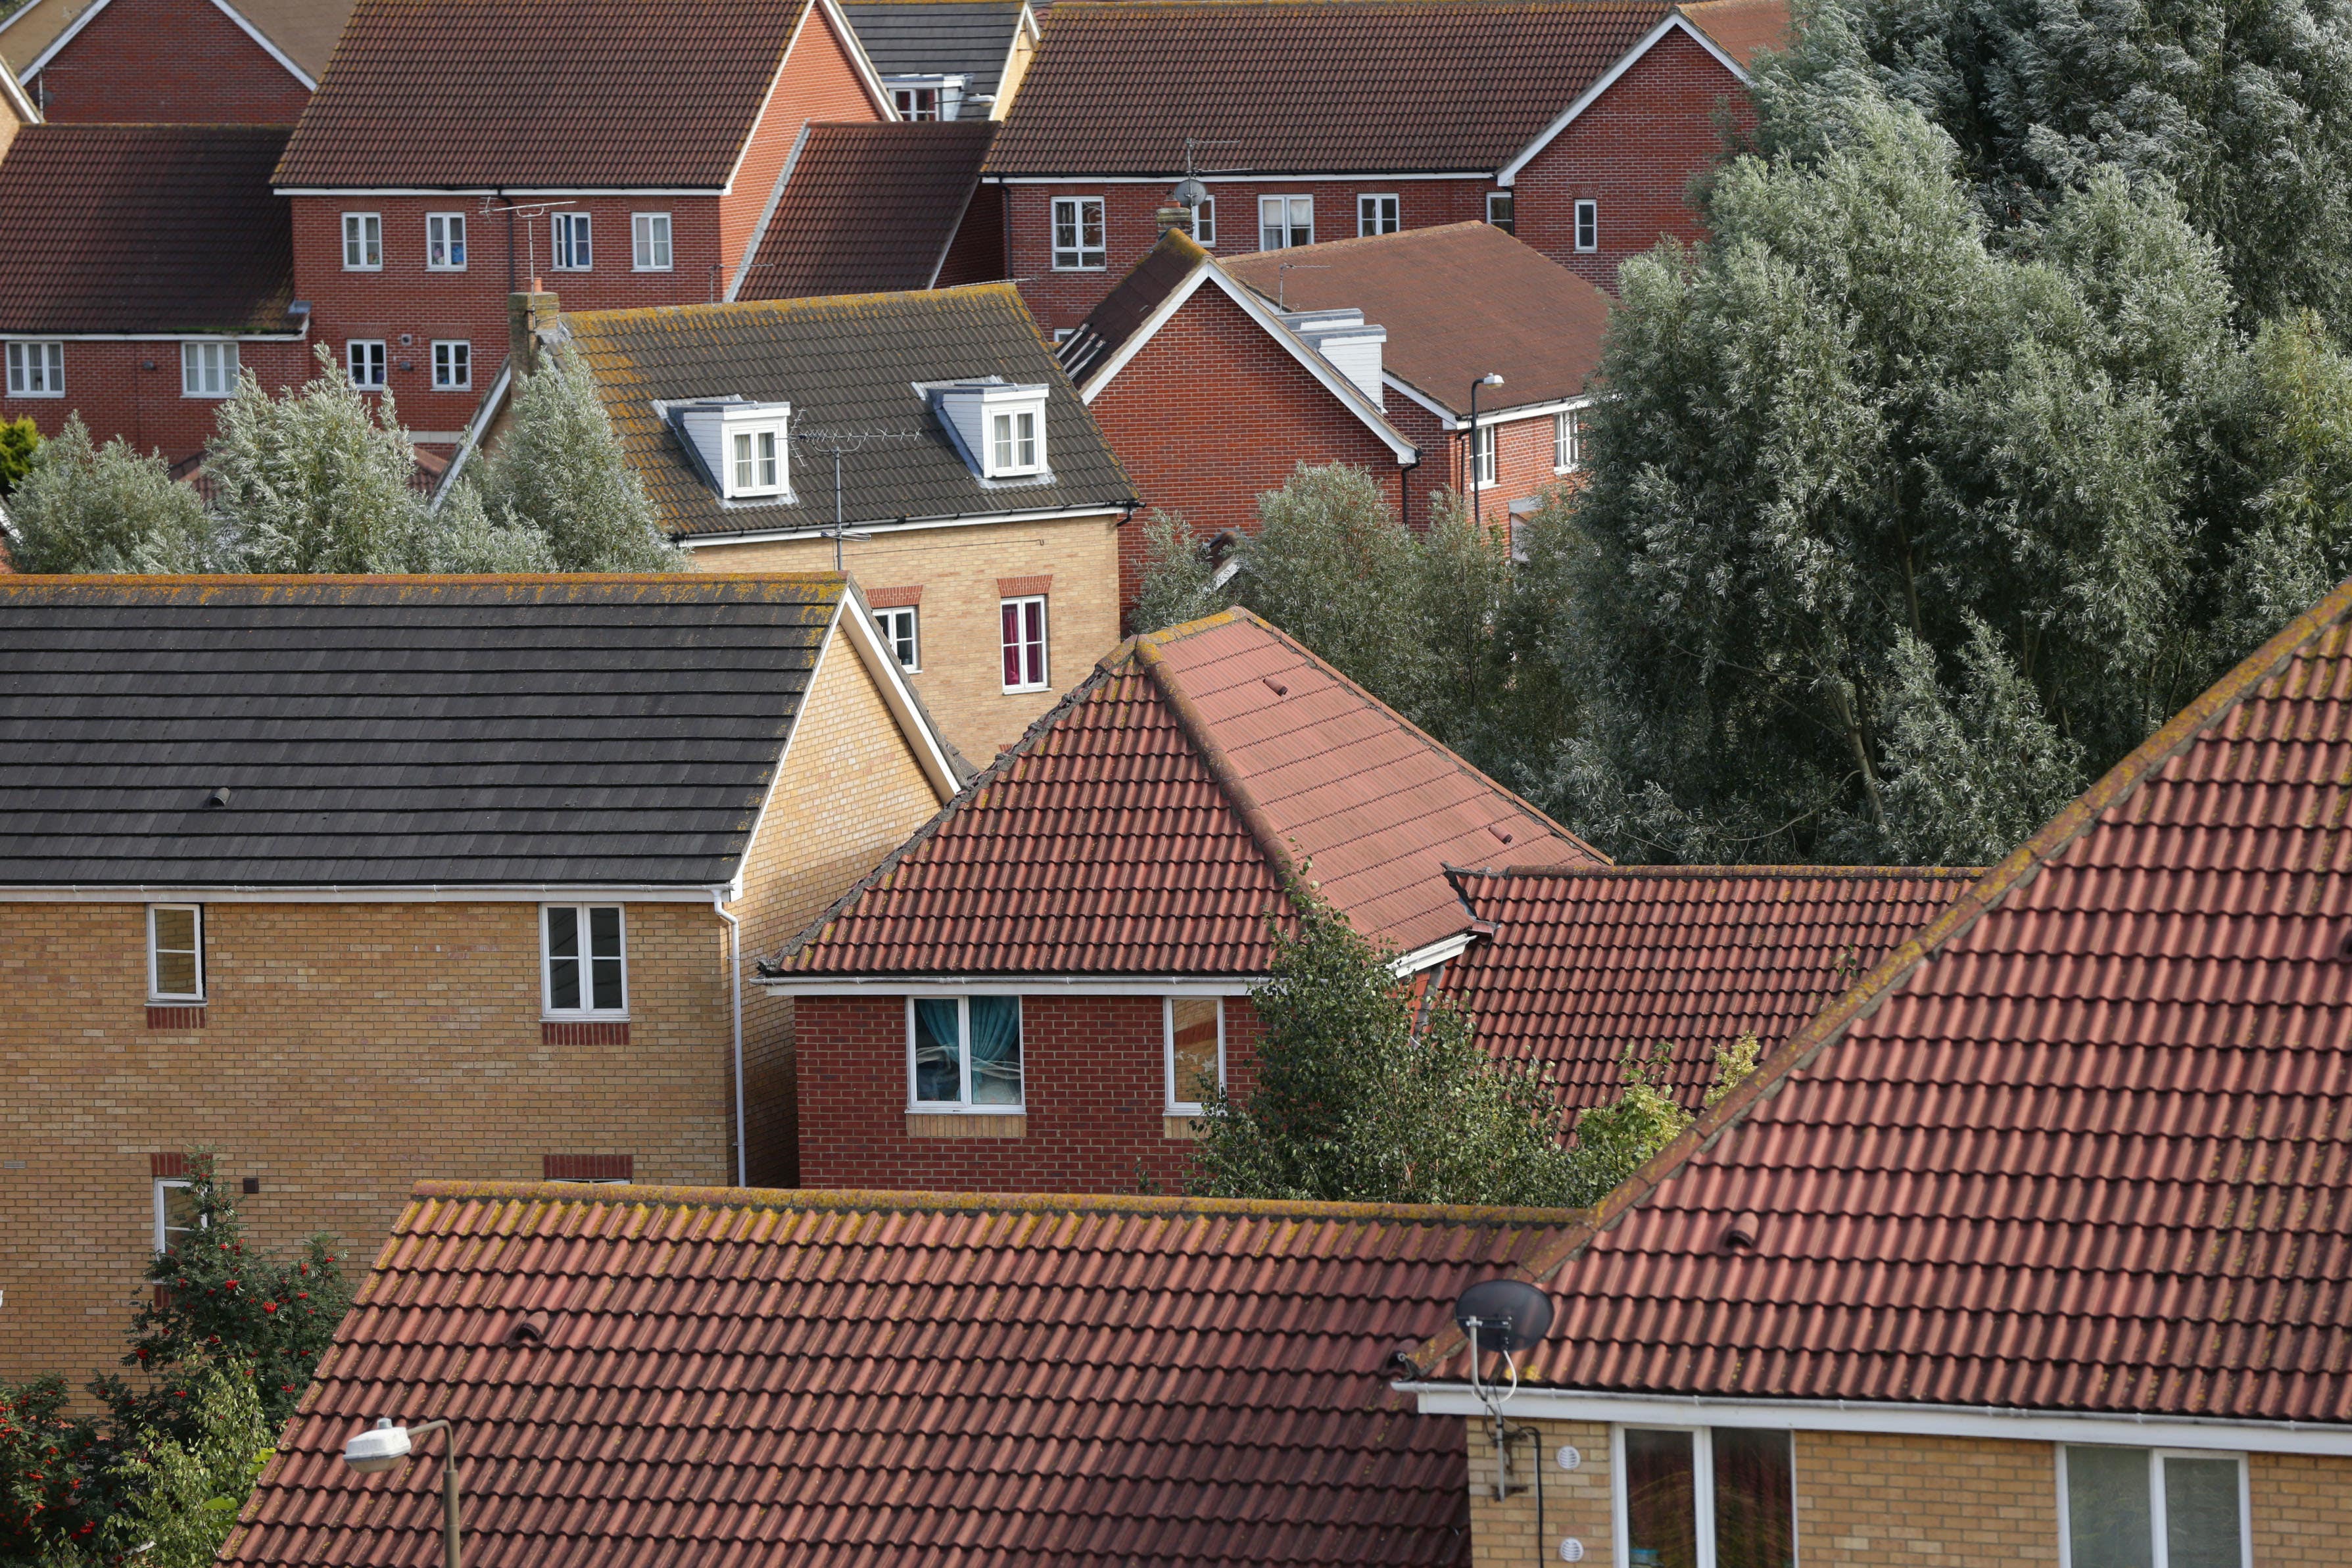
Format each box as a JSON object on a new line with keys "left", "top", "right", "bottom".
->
{"left": 710, "top": 890, "right": 745, "bottom": 1186}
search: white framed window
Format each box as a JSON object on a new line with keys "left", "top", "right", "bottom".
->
{"left": 1487, "top": 191, "right": 1516, "bottom": 235}
{"left": 1613, "top": 1425, "right": 1796, "bottom": 1568}
{"left": 1554, "top": 408, "right": 1581, "bottom": 472}
{"left": 552, "top": 210, "right": 592, "bottom": 270}
{"left": 894, "top": 85, "right": 940, "bottom": 119}
{"left": 427, "top": 212, "right": 467, "bottom": 270}
{"left": 5, "top": 340, "right": 63, "bottom": 396}
{"left": 875, "top": 606, "right": 919, "bottom": 669}
{"left": 908, "top": 996, "right": 1024, "bottom": 1108}
{"left": 1001, "top": 594, "right": 1048, "bottom": 691}
{"left": 1574, "top": 198, "right": 1598, "bottom": 252}
{"left": 347, "top": 339, "right": 387, "bottom": 389}
{"left": 1191, "top": 196, "right": 1216, "bottom": 247}
{"left": 2059, "top": 1446, "right": 2249, "bottom": 1568}
{"left": 1165, "top": 996, "right": 1224, "bottom": 1114}
{"left": 1051, "top": 196, "right": 1105, "bottom": 270}
{"left": 731, "top": 426, "right": 782, "bottom": 495}
{"left": 1259, "top": 194, "right": 1312, "bottom": 249}
{"left": 1358, "top": 193, "right": 1399, "bottom": 236}
{"left": 148, "top": 903, "right": 204, "bottom": 1002}
{"left": 153, "top": 1177, "right": 203, "bottom": 1253}
{"left": 542, "top": 904, "right": 626, "bottom": 1017}
{"left": 633, "top": 212, "right": 672, "bottom": 271}
{"left": 1470, "top": 421, "right": 1497, "bottom": 488}
{"left": 342, "top": 211, "right": 382, "bottom": 269}
{"left": 991, "top": 407, "right": 1040, "bottom": 475}
{"left": 431, "top": 340, "right": 470, "bottom": 390}
{"left": 180, "top": 341, "right": 238, "bottom": 397}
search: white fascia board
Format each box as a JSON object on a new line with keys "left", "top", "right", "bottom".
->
{"left": 430, "top": 360, "right": 512, "bottom": 511}
{"left": 1078, "top": 260, "right": 1418, "bottom": 464}
{"left": 1384, "top": 377, "right": 1594, "bottom": 431}
{"left": 1, "top": 883, "right": 731, "bottom": 903}
{"left": 992, "top": 170, "right": 1494, "bottom": 185}
{"left": 681, "top": 501, "right": 1128, "bottom": 548}
{"left": 207, "top": 0, "right": 314, "bottom": 87}
{"left": 1387, "top": 930, "right": 1480, "bottom": 976}
{"left": 272, "top": 186, "right": 723, "bottom": 197}
{"left": 1400, "top": 1385, "right": 2352, "bottom": 1458}
{"left": 729, "top": 120, "right": 815, "bottom": 301}
{"left": 7, "top": 329, "right": 310, "bottom": 342}
{"left": 834, "top": 584, "right": 962, "bottom": 801}
{"left": 763, "top": 975, "right": 1262, "bottom": 995}
{"left": 1497, "top": 14, "right": 1749, "bottom": 187}
{"left": 0, "top": 58, "right": 39, "bottom": 122}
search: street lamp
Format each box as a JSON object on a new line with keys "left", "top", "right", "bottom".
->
{"left": 343, "top": 1417, "right": 464, "bottom": 1568}
{"left": 1468, "top": 373, "right": 1504, "bottom": 531}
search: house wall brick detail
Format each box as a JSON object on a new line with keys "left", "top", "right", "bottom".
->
{"left": 23, "top": 0, "right": 311, "bottom": 123}
{"left": 721, "top": 8, "right": 886, "bottom": 272}
{"left": 0, "top": 338, "right": 314, "bottom": 468}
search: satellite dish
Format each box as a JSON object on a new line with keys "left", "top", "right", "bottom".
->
{"left": 1454, "top": 1279, "right": 1554, "bottom": 1356}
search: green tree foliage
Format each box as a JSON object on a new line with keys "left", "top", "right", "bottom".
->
{"left": 1128, "top": 510, "right": 1222, "bottom": 634}
{"left": 0, "top": 1154, "right": 345, "bottom": 1565}
{"left": 1558, "top": 1036, "right": 1760, "bottom": 1208}
{"left": 1772, "top": 0, "right": 2352, "bottom": 327}
{"left": 1552, "top": 90, "right": 2352, "bottom": 865}
{"left": 0, "top": 416, "right": 40, "bottom": 496}
{"left": 463, "top": 350, "right": 683, "bottom": 571}
{"left": 3, "top": 416, "right": 233, "bottom": 573}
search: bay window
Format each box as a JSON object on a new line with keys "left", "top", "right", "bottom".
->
{"left": 909, "top": 996, "right": 1024, "bottom": 1108}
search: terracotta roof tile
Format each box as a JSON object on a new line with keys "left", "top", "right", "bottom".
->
{"left": 1681, "top": 0, "right": 1787, "bottom": 68}
{"left": 223, "top": 1181, "right": 1587, "bottom": 1568}
{"left": 1436, "top": 865, "right": 1978, "bottom": 1104}
{"left": 772, "top": 608, "right": 1604, "bottom": 976}
{"left": 737, "top": 121, "right": 996, "bottom": 300}
{"left": 1428, "top": 581, "right": 2352, "bottom": 1424}
{"left": 984, "top": 0, "right": 1670, "bottom": 177}
{"left": 274, "top": 0, "right": 819, "bottom": 189}
{"left": 0, "top": 124, "right": 296, "bottom": 335}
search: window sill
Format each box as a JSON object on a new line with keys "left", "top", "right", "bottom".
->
{"left": 542, "top": 1018, "right": 630, "bottom": 1046}
{"left": 908, "top": 1112, "right": 1026, "bottom": 1139}
{"left": 8, "top": 391, "right": 64, "bottom": 399}
{"left": 1163, "top": 1114, "right": 1208, "bottom": 1141}
{"left": 147, "top": 1004, "right": 206, "bottom": 1030}
{"left": 181, "top": 392, "right": 233, "bottom": 400}
{"left": 427, "top": 264, "right": 468, "bottom": 273}
{"left": 1051, "top": 263, "right": 1107, "bottom": 272}
{"left": 633, "top": 266, "right": 675, "bottom": 273}
{"left": 1002, "top": 682, "right": 1051, "bottom": 695}
{"left": 342, "top": 266, "right": 383, "bottom": 273}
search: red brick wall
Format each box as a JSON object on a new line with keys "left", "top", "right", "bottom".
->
{"left": 1511, "top": 26, "right": 1751, "bottom": 291}
{"left": 289, "top": 195, "right": 729, "bottom": 433}
{"left": 24, "top": 0, "right": 310, "bottom": 123}
{"left": 934, "top": 181, "right": 1005, "bottom": 288}
{"left": 1006, "top": 178, "right": 1493, "bottom": 335}
{"left": 721, "top": 6, "right": 886, "bottom": 276}
{"left": 0, "top": 338, "right": 314, "bottom": 465}
{"left": 796, "top": 992, "right": 1262, "bottom": 1193}
{"left": 1090, "top": 281, "right": 1410, "bottom": 614}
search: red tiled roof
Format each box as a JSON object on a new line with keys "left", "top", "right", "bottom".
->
{"left": 274, "top": 0, "right": 822, "bottom": 189}
{"left": 984, "top": 0, "right": 1671, "bottom": 176}
{"left": 1436, "top": 865, "right": 1976, "bottom": 1105}
{"left": 224, "top": 1180, "right": 1588, "bottom": 1568}
{"left": 1415, "top": 580, "right": 2352, "bottom": 1424}
{"left": 1681, "top": 0, "right": 1788, "bottom": 68}
{"left": 0, "top": 124, "right": 297, "bottom": 334}
{"left": 736, "top": 120, "right": 995, "bottom": 300}
{"left": 1224, "top": 222, "right": 1609, "bottom": 416}
{"left": 771, "top": 608, "right": 1605, "bottom": 976}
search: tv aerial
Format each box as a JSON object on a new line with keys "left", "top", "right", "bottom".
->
{"left": 1454, "top": 1279, "right": 1554, "bottom": 1502}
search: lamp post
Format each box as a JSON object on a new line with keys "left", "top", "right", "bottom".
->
{"left": 344, "top": 1417, "right": 464, "bottom": 1568}
{"left": 1468, "top": 373, "right": 1504, "bottom": 531}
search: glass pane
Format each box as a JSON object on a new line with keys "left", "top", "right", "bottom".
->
{"left": 588, "top": 905, "right": 621, "bottom": 959}
{"left": 969, "top": 997, "right": 1022, "bottom": 1104}
{"left": 1002, "top": 604, "right": 1022, "bottom": 684}
{"left": 153, "top": 906, "right": 195, "bottom": 952}
{"left": 156, "top": 949, "right": 199, "bottom": 996}
{"left": 162, "top": 1183, "right": 201, "bottom": 1247}
{"left": 1713, "top": 1429, "right": 1795, "bottom": 1568}
{"left": 1623, "top": 1429, "right": 1698, "bottom": 1568}
{"left": 913, "top": 999, "right": 961, "bottom": 1102}
{"left": 591, "top": 957, "right": 623, "bottom": 1011}
{"left": 2066, "top": 1447, "right": 2155, "bottom": 1568}
{"left": 2164, "top": 1458, "right": 2242, "bottom": 1568}
{"left": 1170, "top": 997, "right": 1219, "bottom": 1105}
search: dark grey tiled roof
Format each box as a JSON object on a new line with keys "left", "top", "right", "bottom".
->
{"left": 566, "top": 286, "right": 1134, "bottom": 540}
{"left": 842, "top": 0, "right": 1026, "bottom": 101}
{"left": 0, "top": 575, "right": 844, "bottom": 888}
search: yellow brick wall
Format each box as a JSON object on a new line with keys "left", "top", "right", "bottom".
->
{"left": 1463, "top": 1418, "right": 2352, "bottom": 1565}
{"left": 729, "top": 621, "right": 951, "bottom": 1185}
{"left": 690, "top": 510, "right": 1124, "bottom": 762}
{"left": 0, "top": 897, "right": 732, "bottom": 1390}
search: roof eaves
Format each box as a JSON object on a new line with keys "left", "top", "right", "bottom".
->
{"left": 1397, "top": 573, "right": 2352, "bottom": 1380}
{"left": 0, "top": 55, "right": 37, "bottom": 122}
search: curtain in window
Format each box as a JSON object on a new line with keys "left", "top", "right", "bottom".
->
{"left": 915, "top": 999, "right": 961, "bottom": 1101}
{"left": 968, "top": 996, "right": 1022, "bottom": 1105}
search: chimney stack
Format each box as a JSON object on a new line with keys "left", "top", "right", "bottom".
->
{"left": 508, "top": 287, "right": 560, "bottom": 379}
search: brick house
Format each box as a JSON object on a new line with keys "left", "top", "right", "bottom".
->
{"left": 982, "top": 0, "right": 1782, "bottom": 334}
{"left": 733, "top": 120, "right": 1005, "bottom": 301}
{"left": 763, "top": 606, "right": 1607, "bottom": 1193}
{"left": 1065, "top": 221, "right": 1612, "bottom": 613}
{"left": 0, "top": 124, "right": 312, "bottom": 465}
{"left": 0, "top": 0, "right": 339, "bottom": 122}
{"left": 0, "top": 573, "right": 962, "bottom": 1389}
{"left": 840, "top": 0, "right": 1038, "bottom": 122}
{"left": 268, "top": 0, "right": 893, "bottom": 454}
{"left": 1397, "top": 575, "right": 2352, "bottom": 1568}
{"left": 443, "top": 283, "right": 1135, "bottom": 760}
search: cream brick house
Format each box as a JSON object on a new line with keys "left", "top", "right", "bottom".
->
{"left": 0, "top": 573, "right": 960, "bottom": 1388}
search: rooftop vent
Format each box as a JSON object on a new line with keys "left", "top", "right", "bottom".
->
{"left": 1278, "top": 307, "right": 1385, "bottom": 408}
{"left": 1722, "top": 1212, "right": 1762, "bottom": 1252}
{"left": 206, "top": 786, "right": 232, "bottom": 808}
{"left": 503, "top": 1312, "right": 552, "bottom": 1348}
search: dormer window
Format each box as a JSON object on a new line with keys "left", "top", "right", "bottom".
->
{"left": 927, "top": 378, "right": 1050, "bottom": 481}
{"left": 671, "top": 399, "right": 792, "bottom": 502}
